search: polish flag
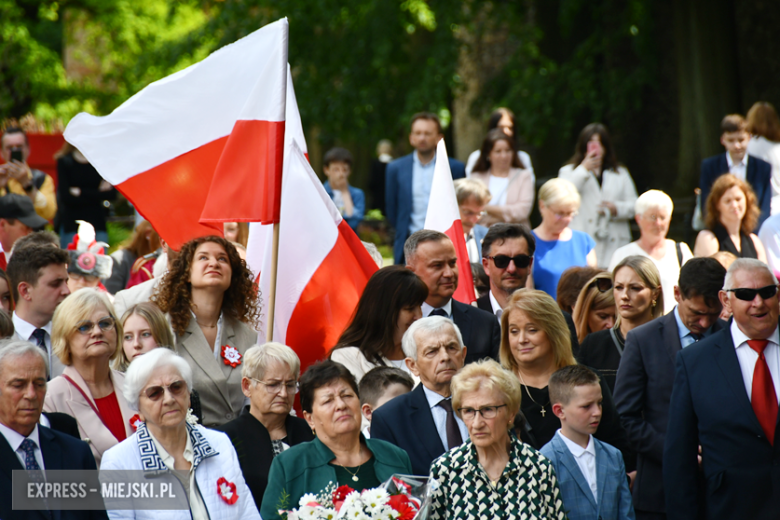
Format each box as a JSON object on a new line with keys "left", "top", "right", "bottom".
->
{"left": 63, "top": 19, "right": 288, "bottom": 249}
{"left": 250, "top": 141, "right": 378, "bottom": 369}
{"left": 424, "top": 139, "right": 476, "bottom": 304}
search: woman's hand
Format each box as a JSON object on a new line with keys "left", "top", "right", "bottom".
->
{"left": 340, "top": 188, "right": 354, "bottom": 217}
{"left": 599, "top": 201, "right": 617, "bottom": 217}
{"left": 580, "top": 150, "right": 602, "bottom": 173}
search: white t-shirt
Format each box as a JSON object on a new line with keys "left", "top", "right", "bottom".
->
{"left": 759, "top": 215, "right": 780, "bottom": 277}
{"left": 488, "top": 175, "right": 510, "bottom": 205}
{"left": 608, "top": 240, "right": 692, "bottom": 315}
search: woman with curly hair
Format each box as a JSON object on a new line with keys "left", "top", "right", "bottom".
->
{"left": 151, "top": 235, "right": 260, "bottom": 427}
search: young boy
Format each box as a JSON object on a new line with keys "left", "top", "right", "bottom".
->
{"left": 699, "top": 114, "right": 772, "bottom": 227}
{"left": 541, "top": 365, "right": 635, "bottom": 520}
{"left": 322, "top": 147, "right": 365, "bottom": 231}
{"left": 357, "top": 366, "right": 413, "bottom": 438}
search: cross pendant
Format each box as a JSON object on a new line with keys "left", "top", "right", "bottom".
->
{"left": 540, "top": 407, "right": 546, "bottom": 417}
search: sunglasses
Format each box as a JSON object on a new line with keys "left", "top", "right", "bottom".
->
{"left": 487, "top": 254, "right": 532, "bottom": 269}
{"left": 144, "top": 380, "right": 187, "bottom": 401}
{"left": 75, "top": 317, "right": 115, "bottom": 335}
{"left": 726, "top": 285, "right": 779, "bottom": 301}
{"left": 589, "top": 277, "right": 613, "bottom": 293}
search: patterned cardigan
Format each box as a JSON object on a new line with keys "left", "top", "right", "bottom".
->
{"left": 429, "top": 435, "right": 566, "bottom": 520}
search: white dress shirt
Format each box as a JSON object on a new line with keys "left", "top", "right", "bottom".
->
{"left": 730, "top": 320, "right": 780, "bottom": 403}
{"left": 12, "top": 313, "right": 53, "bottom": 373}
{"left": 422, "top": 299, "right": 453, "bottom": 318}
{"left": 410, "top": 152, "right": 437, "bottom": 234}
{"left": 0, "top": 422, "right": 45, "bottom": 470}
{"left": 674, "top": 306, "right": 700, "bottom": 349}
{"left": 151, "top": 430, "right": 208, "bottom": 520}
{"left": 422, "top": 385, "right": 468, "bottom": 451}
{"left": 465, "top": 230, "right": 480, "bottom": 263}
{"left": 557, "top": 430, "right": 598, "bottom": 501}
{"left": 488, "top": 291, "right": 503, "bottom": 319}
{"left": 727, "top": 153, "right": 749, "bottom": 181}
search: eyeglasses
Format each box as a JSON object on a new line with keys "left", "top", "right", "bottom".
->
{"left": 458, "top": 404, "right": 507, "bottom": 420}
{"left": 486, "top": 254, "right": 532, "bottom": 269}
{"left": 251, "top": 378, "right": 299, "bottom": 394}
{"left": 144, "top": 380, "right": 187, "bottom": 401}
{"left": 588, "top": 277, "right": 613, "bottom": 293}
{"left": 552, "top": 210, "right": 577, "bottom": 220}
{"left": 75, "top": 317, "right": 115, "bottom": 335}
{"left": 726, "top": 285, "right": 779, "bottom": 301}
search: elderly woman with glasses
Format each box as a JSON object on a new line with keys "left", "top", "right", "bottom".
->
{"left": 429, "top": 359, "right": 566, "bottom": 520}
{"left": 44, "top": 288, "right": 135, "bottom": 466}
{"left": 216, "top": 343, "right": 314, "bottom": 510}
{"left": 101, "top": 348, "right": 261, "bottom": 520}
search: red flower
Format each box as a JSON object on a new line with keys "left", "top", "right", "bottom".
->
{"left": 129, "top": 414, "right": 143, "bottom": 432}
{"left": 216, "top": 477, "right": 238, "bottom": 505}
{"left": 221, "top": 345, "right": 242, "bottom": 368}
{"left": 387, "top": 494, "right": 418, "bottom": 520}
{"left": 332, "top": 485, "right": 354, "bottom": 512}
{"left": 392, "top": 476, "right": 413, "bottom": 495}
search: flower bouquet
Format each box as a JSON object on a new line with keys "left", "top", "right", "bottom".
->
{"left": 282, "top": 475, "right": 435, "bottom": 520}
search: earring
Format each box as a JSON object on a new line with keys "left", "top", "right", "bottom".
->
{"left": 652, "top": 299, "right": 657, "bottom": 307}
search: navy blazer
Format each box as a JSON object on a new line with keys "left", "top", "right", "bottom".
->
{"left": 451, "top": 299, "right": 500, "bottom": 365}
{"left": 370, "top": 383, "right": 446, "bottom": 476}
{"left": 540, "top": 433, "right": 635, "bottom": 520}
{"left": 323, "top": 181, "right": 365, "bottom": 231}
{"left": 699, "top": 153, "right": 771, "bottom": 229}
{"left": 385, "top": 153, "right": 466, "bottom": 264}
{"left": 0, "top": 424, "right": 107, "bottom": 520}
{"left": 663, "top": 320, "right": 780, "bottom": 520}
{"left": 615, "top": 311, "right": 725, "bottom": 514}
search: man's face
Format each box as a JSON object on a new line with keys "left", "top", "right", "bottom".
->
{"left": 0, "top": 218, "right": 32, "bottom": 252}
{"left": 0, "top": 133, "right": 28, "bottom": 163}
{"left": 674, "top": 287, "right": 722, "bottom": 335}
{"left": 0, "top": 352, "right": 47, "bottom": 436}
{"left": 482, "top": 237, "right": 532, "bottom": 297}
{"left": 323, "top": 161, "right": 350, "bottom": 190}
{"left": 720, "top": 269, "right": 780, "bottom": 340}
{"left": 407, "top": 239, "right": 458, "bottom": 307}
{"left": 459, "top": 196, "right": 485, "bottom": 235}
{"left": 406, "top": 325, "right": 466, "bottom": 395}
{"left": 24, "top": 264, "right": 71, "bottom": 320}
{"left": 720, "top": 131, "right": 750, "bottom": 162}
{"left": 409, "top": 119, "right": 441, "bottom": 156}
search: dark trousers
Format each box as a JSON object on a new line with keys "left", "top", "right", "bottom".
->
{"left": 635, "top": 511, "right": 665, "bottom": 520}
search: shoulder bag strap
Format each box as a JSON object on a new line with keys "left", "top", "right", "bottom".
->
{"left": 609, "top": 327, "right": 624, "bottom": 357}
{"left": 62, "top": 374, "right": 110, "bottom": 430}
{"left": 676, "top": 241, "right": 683, "bottom": 267}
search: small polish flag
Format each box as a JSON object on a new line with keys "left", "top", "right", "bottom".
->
{"left": 64, "top": 18, "right": 289, "bottom": 249}
{"left": 424, "top": 139, "right": 476, "bottom": 304}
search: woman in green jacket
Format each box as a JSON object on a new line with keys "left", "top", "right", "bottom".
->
{"left": 260, "top": 360, "right": 413, "bottom": 520}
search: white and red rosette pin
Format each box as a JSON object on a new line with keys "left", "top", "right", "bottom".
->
{"left": 220, "top": 345, "right": 242, "bottom": 368}
{"left": 129, "top": 414, "right": 143, "bottom": 432}
{"left": 217, "top": 477, "right": 238, "bottom": 505}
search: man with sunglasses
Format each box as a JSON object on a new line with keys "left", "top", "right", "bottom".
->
{"left": 664, "top": 258, "right": 780, "bottom": 520}
{"left": 615, "top": 257, "right": 726, "bottom": 520}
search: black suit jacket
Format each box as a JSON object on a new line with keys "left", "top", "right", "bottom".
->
{"left": 451, "top": 299, "right": 500, "bottom": 364}
{"left": 615, "top": 311, "right": 725, "bottom": 513}
{"left": 475, "top": 294, "right": 580, "bottom": 357}
{"left": 699, "top": 153, "right": 772, "bottom": 228}
{"left": 216, "top": 406, "right": 314, "bottom": 510}
{"left": 42, "top": 412, "right": 81, "bottom": 439}
{"left": 371, "top": 384, "right": 445, "bottom": 476}
{"left": 663, "top": 320, "right": 780, "bottom": 520}
{"left": 0, "top": 424, "right": 107, "bottom": 520}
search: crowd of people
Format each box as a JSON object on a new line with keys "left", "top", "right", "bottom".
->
{"left": 1, "top": 99, "right": 780, "bottom": 520}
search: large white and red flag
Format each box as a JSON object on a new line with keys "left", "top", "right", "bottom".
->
{"left": 64, "top": 18, "right": 289, "bottom": 249}
{"left": 250, "top": 141, "right": 378, "bottom": 369}
{"left": 424, "top": 139, "right": 476, "bottom": 304}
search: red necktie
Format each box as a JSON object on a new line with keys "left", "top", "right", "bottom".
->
{"left": 747, "top": 340, "right": 778, "bottom": 445}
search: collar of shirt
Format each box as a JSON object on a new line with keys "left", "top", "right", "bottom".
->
{"left": 413, "top": 150, "right": 436, "bottom": 169}
{"left": 673, "top": 306, "right": 692, "bottom": 340}
{"left": 422, "top": 299, "right": 452, "bottom": 318}
{"left": 0, "top": 421, "right": 41, "bottom": 456}
{"left": 12, "top": 313, "right": 52, "bottom": 342}
{"left": 150, "top": 428, "right": 194, "bottom": 470}
{"left": 730, "top": 318, "right": 780, "bottom": 350}
{"left": 726, "top": 153, "right": 748, "bottom": 170}
{"left": 489, "top": 291, "right": 503, "bottom": 318}
{"left": 556, "top": 429, "right": 596, "bottom": 459}
{"left": 422, "top": 384, "right": 452, "bottom": 410}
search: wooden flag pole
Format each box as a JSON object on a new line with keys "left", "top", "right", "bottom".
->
{"left": 265, "top": 221, "right": 281, "bottom": 342}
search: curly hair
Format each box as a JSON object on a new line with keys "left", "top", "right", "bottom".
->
{"left": 704, "top": 174, "right": 759, "bottom": 235}
{"left": 151, "top": 236, "right": 260, "bottom": 335}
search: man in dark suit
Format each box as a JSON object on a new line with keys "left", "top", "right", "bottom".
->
{"left": 405, "top": 230, "right": 500, "bottom": 364}
{"left": 386, "top": 113, "right": 466, "bottom": 264}
{"left": 699, "top": 114, "right": 772, "bottom": 228}
{"left": 615, "top": 258, "right": 726, "bottom": 520}
{"left": 0, "top": 340, "right": 106, "bottom": 520}
{"left": 664, "top": 259, "right": 780, "bottom": 520}
{"left": 371, "top": 316, "right": 468, "bottom": 475}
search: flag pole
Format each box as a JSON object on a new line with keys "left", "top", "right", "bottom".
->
{"left": 265, "top": 221, "right": 281, "bottom": 342}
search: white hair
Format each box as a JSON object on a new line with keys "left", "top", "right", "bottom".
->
{"left": 723, "top": 258, "right": 778, "bottom": 290}
{"left": 123, "top": 348, "right": 193, "bottom": 410}
{"left": 241, "top": 342, "right": 301, "bottom": 380}
{"left": 635, "top": 189, "right": 673, "bottom": 217}
{"left": 0, "top": 340, "right": 49, "bottom": 379}
{"left": 401, "top": 316, "right": 464, "bottom": 360}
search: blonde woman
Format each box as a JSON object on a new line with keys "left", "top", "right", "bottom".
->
{"left": 572, "top": 272, "right": 616, "bottom": 343}
{"left": 578, "top": 256, "right": 662, "bottom": 393}
{"left": 113, "top": 302, "right": 175, "bottom": 372}
{"left": 532, "top": 178, "right": 597, "bottom": 299}
{"left": 499, "top": 289, "right": 630, "bottom": 462}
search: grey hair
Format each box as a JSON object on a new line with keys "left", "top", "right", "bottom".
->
{"left": 401, "top": 316, "right": 464, "bottom": 360}
{"left": 123, "top": 348, "right": 193, "bottom": 410}
{"left": 404, "top": 230, "right": 450, "bottom": 266}
{"left": 635, "top": 189, "right": 673, "bottom": 217}
{"left": 723, "top": 258, "right": 778, "bottom": 290}
{"left": 0, "top": 340, "right": 49, "bottom": 379}
{"left": 241, "top": 342, "right": 301, "bottom": 381}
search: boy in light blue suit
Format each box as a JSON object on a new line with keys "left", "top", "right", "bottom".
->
{"left": 541, "top": 365, "right": 635, "bottom": 520}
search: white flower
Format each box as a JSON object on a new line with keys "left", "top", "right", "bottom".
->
{"left": 297, "top": 505, "right": 318, "bottom": 518}
{"left": 361, "top": 488, "right": 389, "bottom": 509}
{"left": 185, "top": 408, "right": 199, "bottom": 425}
{"left": 299, "top": 493, "right": 319, "bottom": 507}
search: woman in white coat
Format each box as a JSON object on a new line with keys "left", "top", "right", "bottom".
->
{"left": 559, "top": 123, "right": 638, "bottom": 268}
{"left": 746, "top": 101, "right": 780, "bottom": 214}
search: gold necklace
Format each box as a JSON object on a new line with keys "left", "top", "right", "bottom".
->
{"left": 337, "top": 461, "right": 364, "bottom": 482}
{"left": 515, "top": 370, "right": 551, "bottom": 417}
{"left": 196, "top": 319, "right": 217, "bottom": 329}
